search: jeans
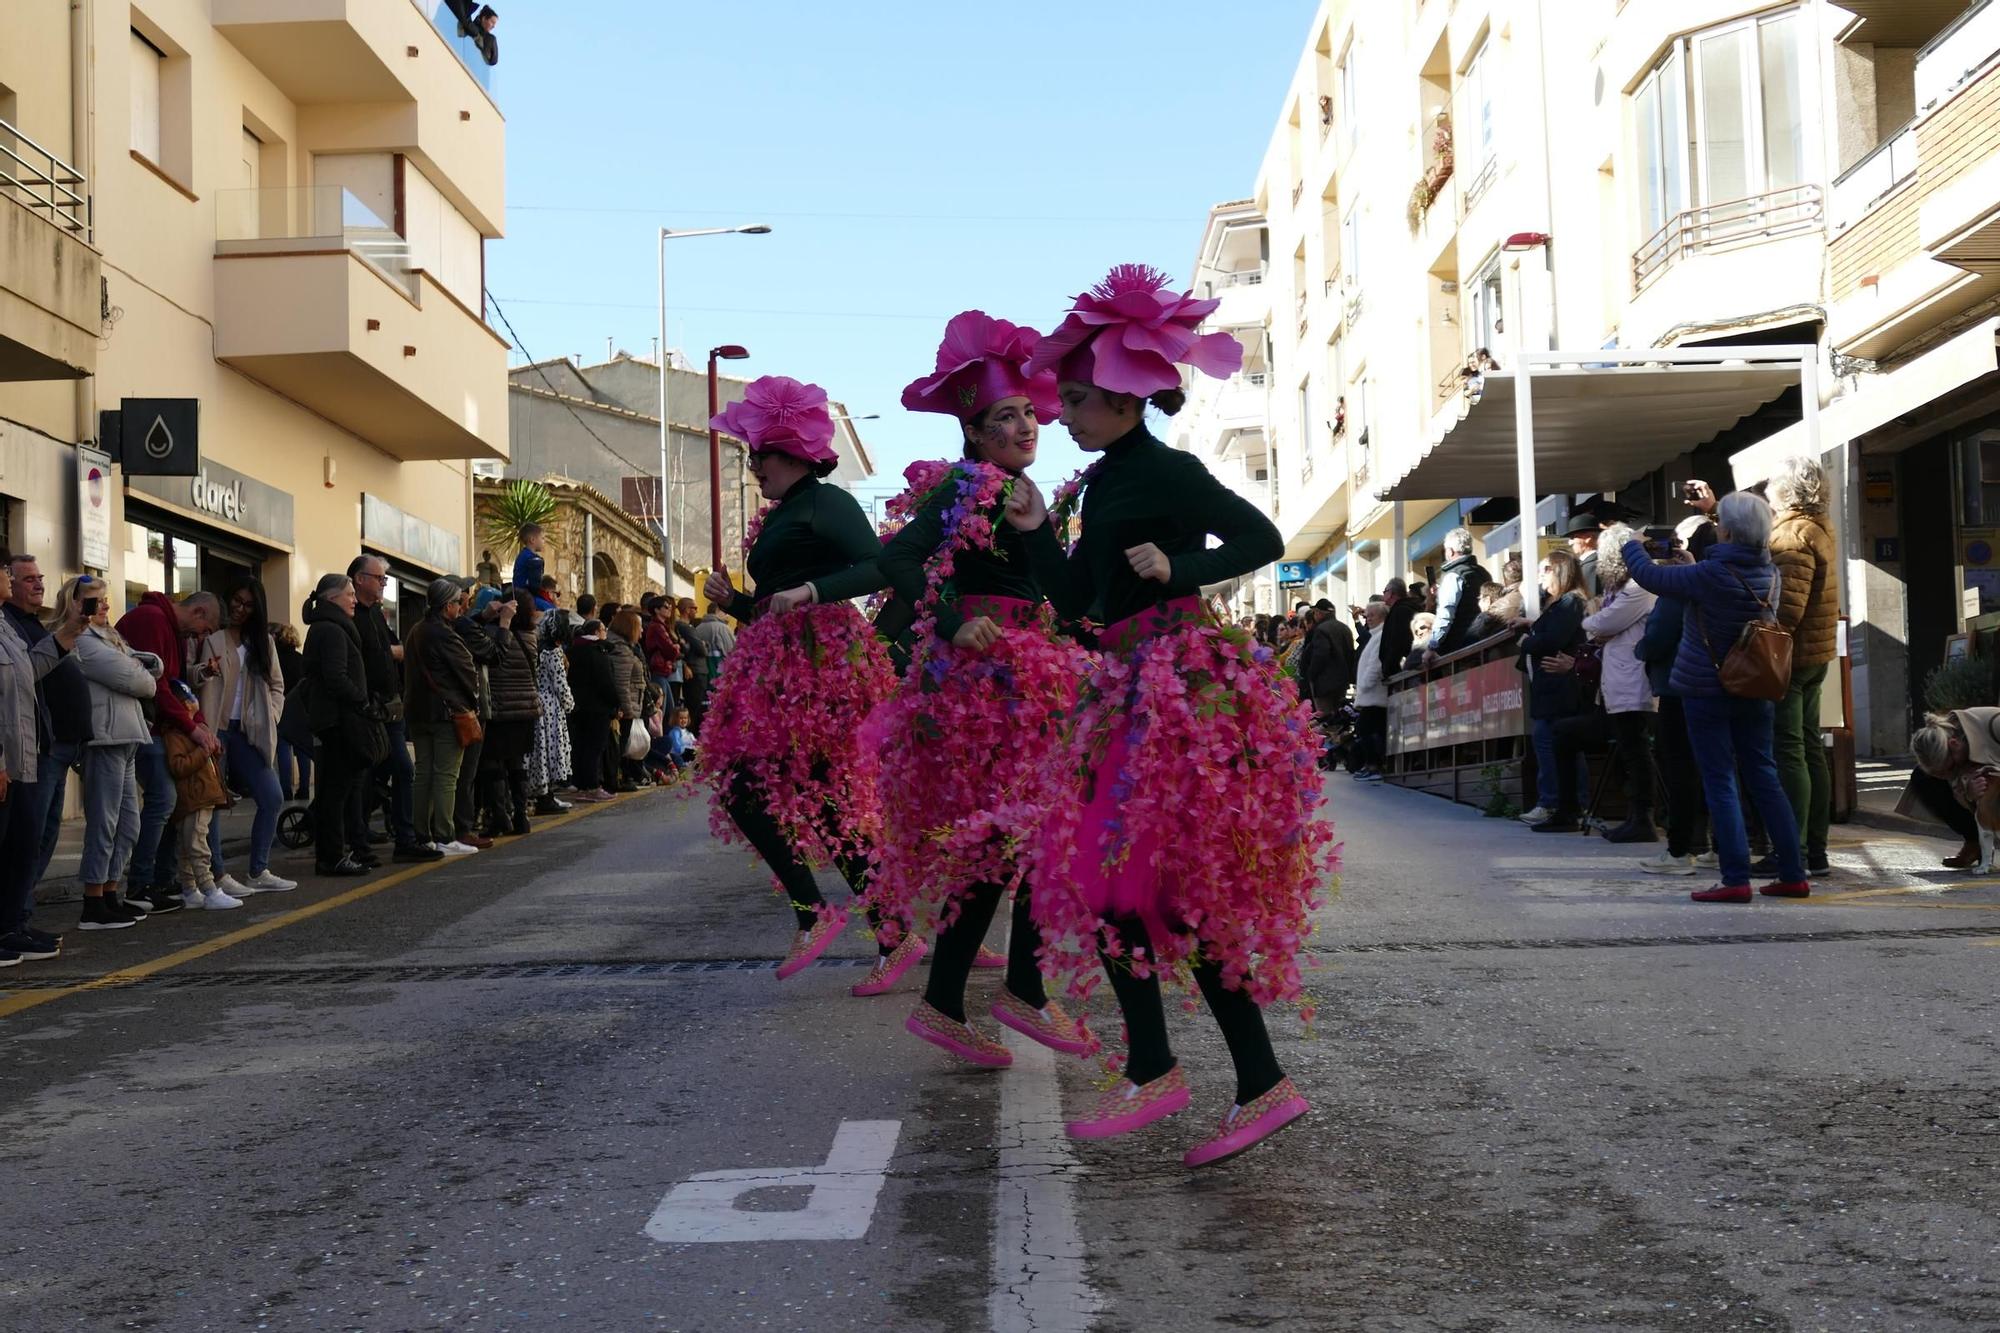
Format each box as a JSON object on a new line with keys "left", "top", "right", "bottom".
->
{"left": 1774, "top": 661, "right": 1831, "bottom": 865}
{"left": 129, "top": 737, "right": 177, "bottom": 891}
{"left": 1657, "top": 696, "right": 1710, "bottom": 857}
{"left": 1682, "top": 693, "right": 1805, "bottom": 887}
{"left": 79, "top": 743, "right": 141, "bottom": 885}
{"left": 277, "top": 736, "right": 312, "bottom": 801}
{"left": 453, "top": 733, "right": 485, "bottom": 839}
{"left": 373, "top": 719, "right": 416, "bottom": 846}
{"left": 651, "top": 675, "right": 677, "bottom": 717}
{"left": 34, "top": 738, "right": 80, "bottom": 886}
{"left": 1531, "top": 715, "right": 1589, "bottom": 810}
{"left": 312, "top": 731, "right": 368, "bottom": 866}
{"left": 209, "top": 724, "right": 282, "bottom": 877}
{"left": 0, "top": 758, "right": 65, "bottom": 932}
{"left": 410, "top": 720, "right": 465, "bottom": 846}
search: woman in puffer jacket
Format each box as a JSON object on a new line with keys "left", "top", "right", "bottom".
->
{"left": 479, "top": 589, "right": 543, "bottom": 836}
{"left": 1766, "top": 455, "right": 1841, "bottom": 878}
{"left": 69, "top": 581, "right": 164, "bottom": 929}
{"left": 1534, "top": 526, "right": 1657, "bottom": 839}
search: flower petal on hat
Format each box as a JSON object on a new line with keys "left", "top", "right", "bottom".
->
{"left": 1086, "top": 337, "right": 1178, "bottom": 398}
{"left": 1184, "top": 329, "right": 1245, "bottom": 379}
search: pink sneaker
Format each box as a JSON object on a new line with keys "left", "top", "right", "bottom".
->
{"left": 776, "top": 906, "right": 848, "bottom": 981}
{"left": 1181, "top": 1077, "right": 1310, "bottom": 1169}
{"left": 905, "top": 1001, "right": 1012, "bottom": 1068}
{"left": 973, "top": 945, "right": 1007, "bottom": 970}
{"left": 1065, "top": 1067, "right": 1190, "bottom": 1140}
{"left": 989, "top": 990, "right": 1091, "bottom": 1057}
{"left": 851, "top": 932, "right": 928, "bottom": 997}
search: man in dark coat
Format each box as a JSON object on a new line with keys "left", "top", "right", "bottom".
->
{"left": 1301, "top": 598, "right": 1356, "bottom": 720}
{"left": 1377, "top": 578, "right": 1419, "bottom": 675}
{"left": 349, "top": 555, "right": 436, "bottom": 862}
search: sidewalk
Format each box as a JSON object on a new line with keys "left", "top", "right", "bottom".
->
{"left": 35, "top": 803, "right": 270, "bottom": 907}
{"left": 1847, "top": 756, "right": 1949, "bottom": 841}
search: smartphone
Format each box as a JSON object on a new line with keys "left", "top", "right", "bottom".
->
{"left": 1682, "top": 480, "right": 1702, "bottom": 501}
{"left": 80, "top": 597, "right": 100, "bottom": 617}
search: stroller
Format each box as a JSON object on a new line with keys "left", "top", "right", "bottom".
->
{"left": 1315, "top": 703, "right": 1361, "bottom": 774}
{"left": 276, "top": 765, "right": 397, "bottom": 850}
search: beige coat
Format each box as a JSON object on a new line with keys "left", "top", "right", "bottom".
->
{"left": 195, "top": 628, "right": 285, "bottom": 763}
{"left": 1769, "top": 508, "right": 1840, "bottom": 668}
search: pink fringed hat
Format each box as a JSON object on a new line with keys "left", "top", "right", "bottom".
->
{"left": 710, "top": 375, "right": 839, "bottom": 465}
{"left": 901, "top": 310, "right": 1062, "bottom": 423}
{"left": 1026, "top": 263, "right": 1244, "bottom": 396}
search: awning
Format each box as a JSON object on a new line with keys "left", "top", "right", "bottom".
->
{"left": 1730, "top": 322, "right": 2000, "bottom": 486}
{"left": 1378, "top": 363, "right": 1801, "bottom": 502}
{"left": 1477, "top": 494, "right": 1569, "bottom": 560}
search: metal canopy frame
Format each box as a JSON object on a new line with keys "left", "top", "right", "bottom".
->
{"left": 1512, "top": 345, "right": 1819, "bottom": 616}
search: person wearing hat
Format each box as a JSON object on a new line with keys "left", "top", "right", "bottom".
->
{"left": 1003, "top": 264, "right": 1335, "bottom": 1167}
{"left": 869, "top": 310, "right": 1093, "bottom": 1065}
{"left": 404, "top": 577, "right": 482, "bottom": 856}
{"left": 696, "top": 375, "right": 900, "bottom": 981}
{"left": 1564, "top": 510, "right": 1605, "bottom": 598}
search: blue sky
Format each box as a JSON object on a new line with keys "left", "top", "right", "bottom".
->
{"left": 485, "top": 0, "right": 1320, "bottom": 498}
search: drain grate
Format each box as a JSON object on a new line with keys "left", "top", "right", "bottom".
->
{"left": 8, "top": 924, "right": 1997, "bottom": 993}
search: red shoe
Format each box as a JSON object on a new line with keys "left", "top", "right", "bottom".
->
{"left": 1065, "top": 1067, "right": 1190, "bottom": 1140}
{"left": 776, "top": 906, "right": 848, "bottom": 980}
{"left": 905, "top": 1002, "right": 1012, "bottom": 1068}
{"left": 989, "top": 990, "right": 1091, "bottom": 1057}
{"left": 1182, "top": 1077, "right": 1310, "bottom": 1169}
{"left": 1690, "top": 883, "right": 1753, "bottom": 903}
{"left": 973, "top": 945, "right": 1007, "bottom": 970}
{"left": 1759, "top": 880, "right": 1810, "bottom": 898}
{"left": 851, "top": 933, "right": 928, "bottom": 997}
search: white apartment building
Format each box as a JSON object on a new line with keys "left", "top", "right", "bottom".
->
{"left": 1175, "top": 0, "right": 1997, "bottom": 753}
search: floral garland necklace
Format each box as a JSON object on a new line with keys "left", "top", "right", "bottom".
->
{"left": 1048, "top": 459, "right": 1104, "bottom": 553}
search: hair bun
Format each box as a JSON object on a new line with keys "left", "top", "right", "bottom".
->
{"left": 1147, "top": 387, "right": 1187, "bottom": 417}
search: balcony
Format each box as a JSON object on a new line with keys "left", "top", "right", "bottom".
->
{"left": 213, "top": 186, "right": 507, "bottom": 461}
{"left": 211, "top": 0, "right": 504, "bottom": 232}
{"left": 0, "top": 119, "right": 100, "bottom": 381}
{"left": 1633, "top": 185, "right": 1824, "bottom": 292}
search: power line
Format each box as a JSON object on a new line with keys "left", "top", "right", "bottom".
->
{"left": 490, "top": 296, "right": 947, "bottom": 322}
{"left": 483, "top": 290, "right": 666, "bottom": 527}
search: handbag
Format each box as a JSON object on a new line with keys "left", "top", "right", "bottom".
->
{"left": 623, "top": 721, "right": 651, "bottom": 762}
{"left": 1693, "top": 566, "right": 1793, "bottom": 702}
{"left": 344, "top": 702, "right": 390, "bottom": 765}
{"left": 417, "top": 638, "right": 484, "bottom": 747}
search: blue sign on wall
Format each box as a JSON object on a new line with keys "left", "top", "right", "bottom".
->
{"left": 1278, "top": 561, "right": 1310, "bottom": 585}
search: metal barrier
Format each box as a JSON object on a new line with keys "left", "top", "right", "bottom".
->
{"left": 0, "top": 117, "right": 90, "bottom": 242}
{"left": 1383, "top": 629, "right": 1528, "bottom": 809}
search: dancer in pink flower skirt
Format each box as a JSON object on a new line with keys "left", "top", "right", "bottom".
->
{"left": 696, "top": 375, "right": 914, "bottom": 992}
{"left": 868, "top": 311, "right": 1096, "bottom": 1070}
{"left": 1008, "top": 266, "right": 1338, "bottom": 1167}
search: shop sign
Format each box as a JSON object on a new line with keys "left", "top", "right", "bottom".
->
{"left": 1278, "top": 561, "right": 1309, "bottom": 586}
{"left": 126, "top": 457, "right": 294, "bottom": 547}
{"left": 111, "top": 398, "right": 201, "bottom": 476}
{"left": 77, "top": 445, "right": 112, "bottom": 570}
{"left": 362, "top": 494, "right": 463, "bottom": 576}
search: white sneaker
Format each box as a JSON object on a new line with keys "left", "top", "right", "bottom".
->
{"left": 1637, "top": 850, "right": 1697, "bottom": 876}
{"left": 215, "top": 874, "right": 251, "bottom": 898}
{"left": 244, "top": 870, "right": 298, "bottom": 893}
{"left": 200, "top": 886, "right": 244, "bottom": 910}
{"left": 1518, "top": 806, "right": 1552, "bottom": 825}
{"left": 180, "top": 887, "right": 205, "bottom": 911}
{"left": 1692, "top": 852, "right": 1719, "bottom": 869}
{"left": 439, "top": 840, "right": 479, "bottom": 856}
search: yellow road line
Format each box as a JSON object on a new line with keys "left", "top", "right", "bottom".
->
{"left": 1800, "top": 880, "right": 1997, "bottom": 905}
{"left": 0, "top": 791, "right": 649, "bottom": 1022}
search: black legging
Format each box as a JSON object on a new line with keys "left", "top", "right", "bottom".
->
{"left": 572, "top": 710, "right": 613, "bottom": 793}
{"left": 1099, "top": 918, "right": 1283, "bottom": 1106}
{"left": 1909, "top": 767, "right": 1978, "bottom": 842}
{"left": 1657, "top": 696, "right": 1710, "bottom": 857}
{"left": 722, "top": 774, "right": 892, "bottom": 956}
{"left": 311, "top": 730, "right": 368, "bottom": 867}
{"left": 922, "top": 881, "right": 1048, "bottom": 1023}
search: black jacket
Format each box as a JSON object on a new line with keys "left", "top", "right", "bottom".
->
{"left": 1429, "top": 554, "right": 1490, "bottom": 656}
{"left": 567, "top": 639, "right": 624, "bottom": 718}
{"left": 1377, "top": 598, "right": 1419, "bottom": 674}
{"left": 728, "top": 475, "right": 886, "bottom": 620}
{"left": 1301, "top": 615, "right": 1356, "bottom": 703}
{"left": 404, "top": 614, "right": 479, "bottom": 723}
{"left": 1517, "top": 591, "right": 1588, "bottom": 720}
{"left": 354, "top": 600, "right": 402, "bottom": 704}
{"left": 302, "top": 599, "right": 368, "bottom": 734}
{"left": 487, "top": 624, "right": 540, "bottom": 722}
{"left": 1023, "top": 426, "right": 1282, "bottom": 627}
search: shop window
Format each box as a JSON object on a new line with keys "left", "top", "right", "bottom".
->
{"left": 1958, "top": 434, "right": 2000, "bottom": 527}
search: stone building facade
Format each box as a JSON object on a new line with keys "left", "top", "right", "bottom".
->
{"left": 473, "top": 476, "right": 664, "bottom": 608}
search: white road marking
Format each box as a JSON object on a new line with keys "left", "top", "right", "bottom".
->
{"left": 643, "top": 1119, "right": 901, "bottom": 1243}
{"left": 991, "top": 1032, "right": 1100, "bottom": 1333}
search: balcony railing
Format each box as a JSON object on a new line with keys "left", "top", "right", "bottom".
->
{"left": 1460, "top": 155, "right": 1498, "bottom": 219}
{"left": 1292, "top": 180, "right": 1306, "bottom": 208}
{"left": 1632, "top": 184, "right": 1824, "bottom": 291}
{"left": 1917, "top": 0, "right": 2000, "bottom": 112}
{"left": 1832, "top": 121, "right": 1917, "bottom": 234}
{"left": 216, "top": 186, "right": 416, "bottom": 299}
{"left": 425, "top": 2, "right": 497, "bottom": 96}
{"left": 1244, "top": 370, "right": 1269, "bottom": 388}
{"left": 0, "top": 117, "right": 90, "bottom": 243}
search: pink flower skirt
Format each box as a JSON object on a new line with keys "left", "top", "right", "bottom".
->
{"left": 698, "top": 601, "right": 897, "bottom": 867}
{"left": 1031, "top": 598, "right": 1337, "bottom": 1007}
{"left": 860, "top": 597, "right": 1092, "bottom": 945}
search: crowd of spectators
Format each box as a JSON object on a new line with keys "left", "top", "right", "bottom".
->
{"left": 0, "top": 539, "right": 735, "bottom": 967}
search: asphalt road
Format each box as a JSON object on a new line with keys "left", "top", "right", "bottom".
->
{"left": 1, "top": 777, "right": 1996, "bottom": 1332}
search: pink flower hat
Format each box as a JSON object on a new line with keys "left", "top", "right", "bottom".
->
{"left": 1026, "top": 263, "right": 1244, "bottom": 396}
{"left": 901, "top": 310, "right": 1062, "bottom": 423}
{"left": 711, "top": 375, "right": 838, "bottom": 465}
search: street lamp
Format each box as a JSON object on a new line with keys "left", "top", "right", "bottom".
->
{"left": 658, "top": 223, "right": 771, "bottom": 588}
{"left": 708, "top": 343, "right": 751, "bottom": 571}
